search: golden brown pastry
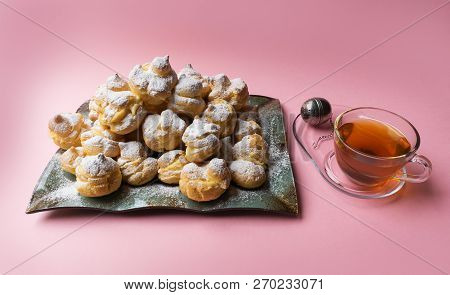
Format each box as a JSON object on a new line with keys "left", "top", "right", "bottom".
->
{"left": 75, "top": 154, "right": 122, "bottom": 197}
{"left": 182, "top": 117, "right": 221, "bottom": 163}
{"left": 49, "top": 56, "right": 273, "bottom": 201}
{"left": 168, "top": 64, "right": 208, "bottom": 118}
{"left": 60, "top": 147, "right": 85, "bottom": 174}
{"left": 142, "top": 109, "right": 187, "bottom": 152}
{"left": 229, "top": 160, "right": 266, "bottom": 189}
{"left": 234, "top": 118, "right": 262, "bottom": 142}
{"left": 128, "top": 55, "right": 178, "bottom": 113}
{"left": 96, "top": 79, "right": 147, "bottom": 135}
{"left": 207, "top": 74, "right": 249, "bottom": 111}
{"left": 202, "top": 99, "right": 237, "bottom": 138}
{"left": 117, "top": 141, "right": 158, "bottom": 186}
{"left": 157, "top": 150, "right": 190, "bottom": 184}
{"left": 80, "top": 130, "right": 121, "bottom": 157}
{"left": 90, "top": 120, "right": 125, "bottom": 142}
{"left": 48, "top": 113, "right": 90, "bottom": 150}
{"left": 179, "top": 158, "right": 231, "bottom": 202}
{"left": 89, "top": 74, "right": 129, "bottom": 121}
{"left": 178, "top": 64, "right": 210, "bottom": 97}
{"left": 232, "top": 134, "right": 268, "bottom": 166}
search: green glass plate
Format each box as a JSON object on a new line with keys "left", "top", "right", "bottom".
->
{"left": 26, "top": 95, "right": 299, "bottom": 215}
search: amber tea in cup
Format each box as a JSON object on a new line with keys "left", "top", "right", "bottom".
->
{"left": 334, "top": 107, "right": 431, "bottom": 186}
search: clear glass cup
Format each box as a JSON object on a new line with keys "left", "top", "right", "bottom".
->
{"left": 333, "top": 107, "right": 432, "bottom": 187}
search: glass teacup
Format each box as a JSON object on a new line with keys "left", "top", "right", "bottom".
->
{"left": 333, "top": 107, "right": 432, "bottom": 187}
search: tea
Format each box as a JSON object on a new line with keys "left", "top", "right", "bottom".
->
{"left": 338, "top": 118, "right": 411, "bottom": 157}
{"left": 334, "top": 118, "right": 413, "bottom": 185}
{"left": 332, "top": 108, "right": 431, "bottom": 188}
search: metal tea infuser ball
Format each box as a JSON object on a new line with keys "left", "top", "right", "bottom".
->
{"left": 300, "top": 97, "right": 332, "bottom": 126}
{"left": 292, "top": 97, "right": 333, "bottom": 153}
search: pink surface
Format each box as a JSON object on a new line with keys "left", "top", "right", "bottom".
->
{"left": 1, "top": 0, "right": 449, "bottom": 274}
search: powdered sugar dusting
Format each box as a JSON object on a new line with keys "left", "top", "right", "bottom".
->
{"left": 106, "top": 74, "right": 127, "bottom": 90}
{"left": 160, "top": 109, "right": 171, "bottom": 125}
{"left": 129, "top": 56, "right": 177, "bottom": 97}
{"left": 49, "top": 113, "right": 80, "bottom": 134}
{"left": 208, "top": 158, "right": 228, "bottom": 177}
{"left": 148, "top": 75, "right": 170, "bottom": 93}
{"left": 175, "top": 75, "right": 203, "bottom": 96}
{"left": 38, "top": 184, "right": 80, "bottom": 203}
{"left": 212, "top": 74, "right": 230, "bottom": 88}
{"left": 230, "top": 78, "right": 246, "bottom": 92}
{"left": 119, "top": 141, "right": 146, "bottom": 159}
{"left": 230, "top": 159, "right": 264, "bottom": 176}
{"left": 204, "top": 100, "right": 234, "bottom": 122}
{"left": 235, "top": 119, "right": 262, "bottom": 141}
{"left": 81, "top": 154, "right": 117, "bottom": 176}
{"left": 177, "top": 64, "right": 210, "bottom": 97}
{"left": 158, "top": 150, "right": 182, "bottom": 166}
{"left": 106, "top": 91, "right": 132, "bottom": 107}
{"left": 152, "top": 55, "right": 170, "bottom": 71}
{"left": 171, "top": 93, "right": 205, "bottom": 109}
{"left": 182, "top": 162, "right": 204, "bottom": 180}
{"left": 37, "top": 76, "right": 298, "bottom": 214}
{"left": 208, "top": 74, "right": 248, "bottom": 111}
{"left": 178, "top": 64, "right": 201, "bottom": 79}
{"left": 129, "top": 65, "right": 149, "bottom": 89}
{"left": 142, "top": 110, "right": 186, "bottom": 147}
{"left": 182, "top": 118, "right": 220, "bottom": 143}
{"left": 181, "top": 158, "right": 228, "bottom": 181}
{"left": 83, "top": 135, "right": 118, "bottom": 155}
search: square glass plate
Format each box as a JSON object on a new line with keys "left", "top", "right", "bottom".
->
{"left": 26, "top": 95, "right": 299, "bottom": 215}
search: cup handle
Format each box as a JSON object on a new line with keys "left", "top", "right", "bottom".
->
{"left": 396, "top": 154, "right": 432, "bottom": 183}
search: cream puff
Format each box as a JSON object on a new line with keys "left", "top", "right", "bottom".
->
{"left": 48, "top": 112, "right": 90, "bottom": 150}
{"left": 207, "top": 74, "right": 249, "bottom": 111}
{"left": 178, "top": 64, "right": 210, "bottom": 97}
{"left": 90, "top": 120, "right": 125, "bottom": 142}
{"left": 232, "top": 134, "right": 268, "bottom": 166}
{"left": 229, "top": 160, "right": 266, "bottom": 189}
{"left": 60, "top": 146, "right": 85, "bottom": 174}
{"left": 202, "top": 99, "right": 237, "bottom": 138}
{"left": 117, "top": 141, "right": 158, "bottom": 186}
{"left": 142, "top": 109, "right": 187, "bottom": 152}
{"left": 168, "top": 64, "right": 208, "bottom": 118}
{"left": 80, "top": 130, "right": 121, "bottom": 158}
{"left": 157, "top": 150, "right": 190, "bottom": 184}
{"left": 89, "top": 74, "right": 129, "bottom": 121}
{"left": 75, "top": 154, "right": 122, "bottom": 197}
{"left": 179, "top": 158, "right": 231, "bottom": 202}
{"left": 182, "top": 117, "right": 221, "bottom": 163}
{"left": 128, "top": 55, "right": 178, "bottom": 113}
{"left": 234, "top": 118, "right": 262, "bottom": 142}
{"left": 97, "top": 87, "right": 147, "bottom": 135}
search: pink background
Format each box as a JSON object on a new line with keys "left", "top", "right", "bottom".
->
{"left": 1, "top": 0, "right": 449, "bottom": 274}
